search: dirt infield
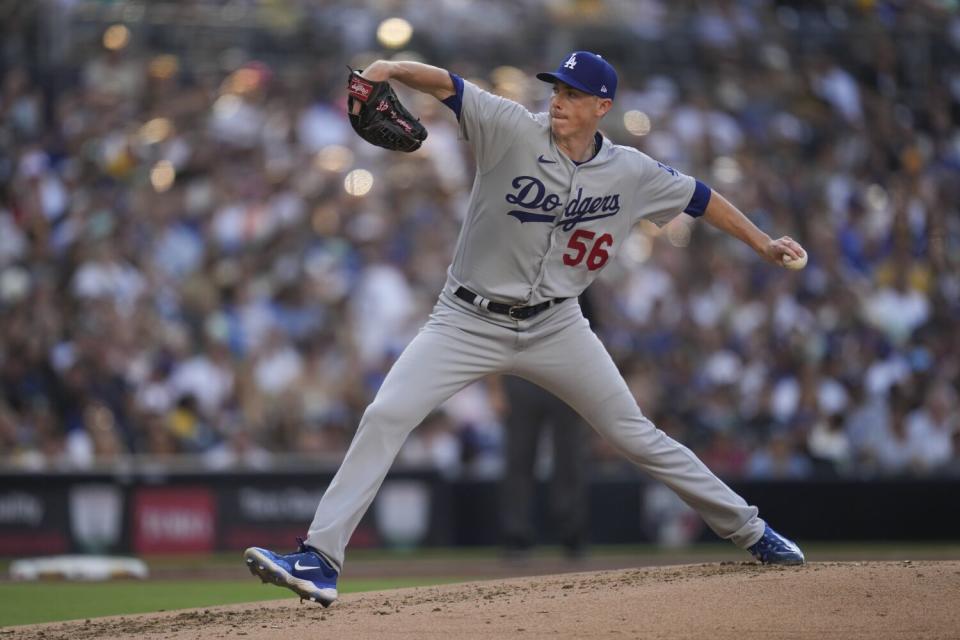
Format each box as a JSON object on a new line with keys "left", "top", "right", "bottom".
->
{"left": 9, "top": 561, "right": 960, "bottom": 639}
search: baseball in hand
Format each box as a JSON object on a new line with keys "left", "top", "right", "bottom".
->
{"left": 781, "top": 249, "right": 807, "bottom": 270}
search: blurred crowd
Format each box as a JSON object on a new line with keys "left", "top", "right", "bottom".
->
{"left": 1, "top": 0, "right": 958, "bottom": 479}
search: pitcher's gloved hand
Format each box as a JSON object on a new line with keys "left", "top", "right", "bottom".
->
{"left": 347, "top": 68, "right": 428, "bottom": 152}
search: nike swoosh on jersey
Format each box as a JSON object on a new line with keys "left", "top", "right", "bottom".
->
{"left": 294, "top": 559, "right": 326, "bottom": 571}
{"left": 537, "top": 154, "right": 557, "bottom": 164}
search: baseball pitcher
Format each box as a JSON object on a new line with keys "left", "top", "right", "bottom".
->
{"left": 244, "top": 51, "right": 807, "bottom": 606}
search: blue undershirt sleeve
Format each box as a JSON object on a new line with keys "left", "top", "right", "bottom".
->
{"left": 441, "top": 73, "right": 465, "bottom": 120}
{"left": 684, "top": 180, "right": 712, "bottom": 218}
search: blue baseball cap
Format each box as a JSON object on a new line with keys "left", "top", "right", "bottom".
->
{"left": 536, "top": 51, "right": 617, "bottom": 100}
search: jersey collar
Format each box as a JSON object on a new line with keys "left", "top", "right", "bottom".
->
{"left": 572, "top": 132, "right": 605, "bottom": 166}
{"left": 573, "top": 132, "right": 613, "bottom": 166}
{"left": 550, "top": 131, "right": 607, "bottom": 166}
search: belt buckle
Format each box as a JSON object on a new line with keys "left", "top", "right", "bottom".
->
{"left": 508, "top": 304, "right": 527, "bottom": 320}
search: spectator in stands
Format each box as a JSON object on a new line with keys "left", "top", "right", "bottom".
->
{"left": 0, "top": 1, "right": 957, "bottom": 482}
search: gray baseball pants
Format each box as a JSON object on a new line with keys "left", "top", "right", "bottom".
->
{"left": 306, "top": 287, "right": 765, "bottom": 571}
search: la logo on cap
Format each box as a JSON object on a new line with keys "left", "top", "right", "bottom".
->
{"left": 600, "top": 85, "right": 608, "bottom": 93}
{"left": 563, "top": 53, "right": 577, "bottom": 69}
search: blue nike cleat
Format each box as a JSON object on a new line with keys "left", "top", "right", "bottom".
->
{"left": 244, "top": 538, "right": 339, "bottom": 606}
{"left": 748, "top": 525, "right": 806, "bottom": 566}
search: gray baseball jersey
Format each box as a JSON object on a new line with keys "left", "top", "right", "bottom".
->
{"left": 301, "top": 73, "right": 765, "bottom": 574}
{"left": 447, "top": 77, "right": 709, "bottom": 305}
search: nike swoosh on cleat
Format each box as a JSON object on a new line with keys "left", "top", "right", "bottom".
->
{"left": 294, "top": 559, "right": 327, "bottom": 571}
{"left": 537, "top": 154, "right": 557, "bottom": 164}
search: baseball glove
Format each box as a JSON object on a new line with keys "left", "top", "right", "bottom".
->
{"left": 347, "top": 69, "right": 427, "bottom": 152}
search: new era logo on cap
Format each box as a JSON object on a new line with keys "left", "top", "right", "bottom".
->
{"left": 537, "top": 51, "right": 618, "bottom": 100}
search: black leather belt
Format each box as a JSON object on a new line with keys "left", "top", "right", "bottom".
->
{"left": 454, "top": 286, "right": 566, "bottom": 320}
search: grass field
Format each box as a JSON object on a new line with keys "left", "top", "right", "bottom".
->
{"left": 0, "top": 577, "right": 470, "bottom": 627}
{"left": 3, "top": 542, "right": 959, "bottom": 628}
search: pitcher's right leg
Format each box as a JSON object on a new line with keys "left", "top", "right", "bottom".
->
{"left": 305, "top": 302, "right": 510, "bottom": 571}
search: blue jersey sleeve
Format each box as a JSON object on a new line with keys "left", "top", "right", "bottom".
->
{"left": 683, "top": 180, "right": 712, "bottom": 217}
{"left": 441, "top": 73, "right": 465, "bottom": 120}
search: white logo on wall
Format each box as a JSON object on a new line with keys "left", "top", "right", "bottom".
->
{"left": 0, "top": 492, "right": 43, "bottom": 526}
{"left": 70, "top": 485, "right": 123, "bottom": 550}
{"left": 563, "top": 53, "right": 578, "bottom": 69}
{"left": 375, "top": 480, "right": 430, "bottom": 547}
{"left": 643, "top": 484, "right": 703, "bottom": 547}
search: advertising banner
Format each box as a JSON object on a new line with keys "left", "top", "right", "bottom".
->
{"left": 132, "top": 486, "right": 216, "bottom": 554}
{"left": 218, "top": 483, "right": 331, "bottom": 550}
{"left": 0, "top": 488, "right": 69, "bottom": 554}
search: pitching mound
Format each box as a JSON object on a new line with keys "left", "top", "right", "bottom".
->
{"left": 10, "top": 561, "right": 960, "bottom": 639}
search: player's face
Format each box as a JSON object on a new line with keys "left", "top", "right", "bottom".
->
{"left": 549, "top": 82, "right": 612, "bottom": 137}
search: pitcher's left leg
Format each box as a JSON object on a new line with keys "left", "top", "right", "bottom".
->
{"left": 514, "top": 315, "right": 764, "bottom": 549}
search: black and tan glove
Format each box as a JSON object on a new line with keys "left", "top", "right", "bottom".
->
{"left": 347, "top": 68, "right": 428, "bottom": 152}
